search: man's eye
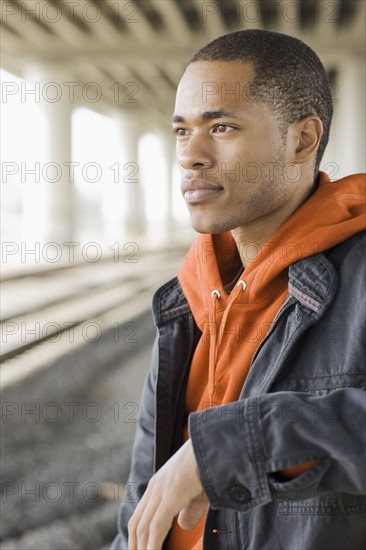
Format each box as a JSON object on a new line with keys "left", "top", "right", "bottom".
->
{"left": 213, "top": 124, "right": 232, "bottom": 133}
{"left": 173, "top": 128, "right": 187, "bottom": 136}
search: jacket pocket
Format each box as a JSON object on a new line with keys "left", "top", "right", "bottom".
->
{"left": 278, "top": 491, "right": 366, "bottom": 516}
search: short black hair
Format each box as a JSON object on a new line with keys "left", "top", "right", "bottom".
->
{"left": 189, "top": 30, "right": 333, "bottom": 173}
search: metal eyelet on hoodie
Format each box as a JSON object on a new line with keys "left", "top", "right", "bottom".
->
{"left": 211, "top": 289, "right": 221, "bottom": 299}
{"left": 237, "top": 279, "right": 247, "bottom": 291}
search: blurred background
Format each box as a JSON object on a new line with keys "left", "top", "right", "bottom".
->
{"left": 0, "top": 1, "right": 365, "bottom": 548}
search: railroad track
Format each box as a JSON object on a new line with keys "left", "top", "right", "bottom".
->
{"left": 1, "top": 308, "right": 156, "bottom": 549}
{"left": 1, "top": 242, "right": 190, "bottom": 548}
{"left": 0, "top": 243, "right": 189, "bottom": 388}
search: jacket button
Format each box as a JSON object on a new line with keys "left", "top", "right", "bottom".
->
{"left": 228, "top": 484, "right": 251, "bottom": 503}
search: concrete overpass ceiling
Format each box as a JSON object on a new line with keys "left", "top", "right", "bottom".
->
{"left": 1, "top": 1, "right": 365, "bottom": 117}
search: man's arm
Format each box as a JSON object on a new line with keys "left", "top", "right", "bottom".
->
{"left": 116, "top": 385, "right": 366, "bottom": 549}
{"left": 189, "top": 387, "right": 366, "bottom": 511}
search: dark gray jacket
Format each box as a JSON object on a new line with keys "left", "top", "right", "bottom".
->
{"left": 111, "top": 231, "right": 366, "bottom": 550}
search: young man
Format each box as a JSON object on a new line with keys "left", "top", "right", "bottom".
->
{"left": 111, "top": 30, "right": 365, "bottom": 550}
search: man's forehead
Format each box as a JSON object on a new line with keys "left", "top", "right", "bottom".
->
{"left": 177, "top": 60, "right": 253, "bottom": 90}
{"left": 180, "top": 59, "right": 254, "bottom": 79}
{"left": 174, "top": 60, "right": 256, "bottom": 115}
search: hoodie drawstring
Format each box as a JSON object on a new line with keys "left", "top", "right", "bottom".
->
{"left": 208, "top": 279, "right": 247, "bottom": 406}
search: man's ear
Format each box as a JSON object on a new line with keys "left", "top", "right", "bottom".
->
{"left": 291, "top": 116, "right": 323, "bottom": 165}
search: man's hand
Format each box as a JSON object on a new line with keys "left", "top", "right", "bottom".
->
{"left": 127, "top": 438, "right": 207, "bottom": 550}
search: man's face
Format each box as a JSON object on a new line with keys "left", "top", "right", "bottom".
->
{"left": 173, "top": 60, "right": 295, "bottom": 234}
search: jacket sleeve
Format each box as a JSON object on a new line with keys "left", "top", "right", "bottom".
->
{"left": 110, "top": 334, "right": 158, "bottom": 550}
{"left": 188, "top": 386, "right": 366, "bottom": 512}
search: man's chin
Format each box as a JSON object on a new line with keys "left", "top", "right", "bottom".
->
{"left": 190, "top": 217, "right": 230, "bottom": 235}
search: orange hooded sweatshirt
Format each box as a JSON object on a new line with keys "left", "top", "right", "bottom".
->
{"left": 165, "top": 172, "right": 366, "bottom": 550}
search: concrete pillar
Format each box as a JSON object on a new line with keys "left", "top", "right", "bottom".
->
{"left": 23, "top": 64, "right": 74, "bottom": 244}
{"left": 117, "top": 112, "right": 145, "bottom": 237}
{"left": 160, "top": 129, "right": 176, "bottom": 234}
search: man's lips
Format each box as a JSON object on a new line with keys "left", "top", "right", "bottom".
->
{"left": 181, "top": 179, "right": 223, "bottom": 204}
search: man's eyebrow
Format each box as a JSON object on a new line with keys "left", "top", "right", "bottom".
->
{"left": 172, "top": 110, "right": 239, "bottom": 124}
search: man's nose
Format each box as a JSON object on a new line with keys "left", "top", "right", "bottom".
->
{"left": 177, "top": 134, "right": 214, "bottom": 171}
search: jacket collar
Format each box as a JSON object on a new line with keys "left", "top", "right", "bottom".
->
{"left": 152, "top": 251, "right": 338, "bottom": 326}
{"left": 288, "top": 252, "right": 338, "bottom": 315}
{"left": 152, "top": 276, "right": 191, "bottom": 327}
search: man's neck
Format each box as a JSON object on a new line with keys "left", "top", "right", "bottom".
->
{"left": 231, "top": 174, "right": 319, "bottom": 269}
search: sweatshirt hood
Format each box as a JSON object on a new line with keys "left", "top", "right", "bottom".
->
{"left": 178, "top": 171, "right": 366, "bottom": 405}
{"left": 178, "top": 172, "right": 366, "bottom": 326}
